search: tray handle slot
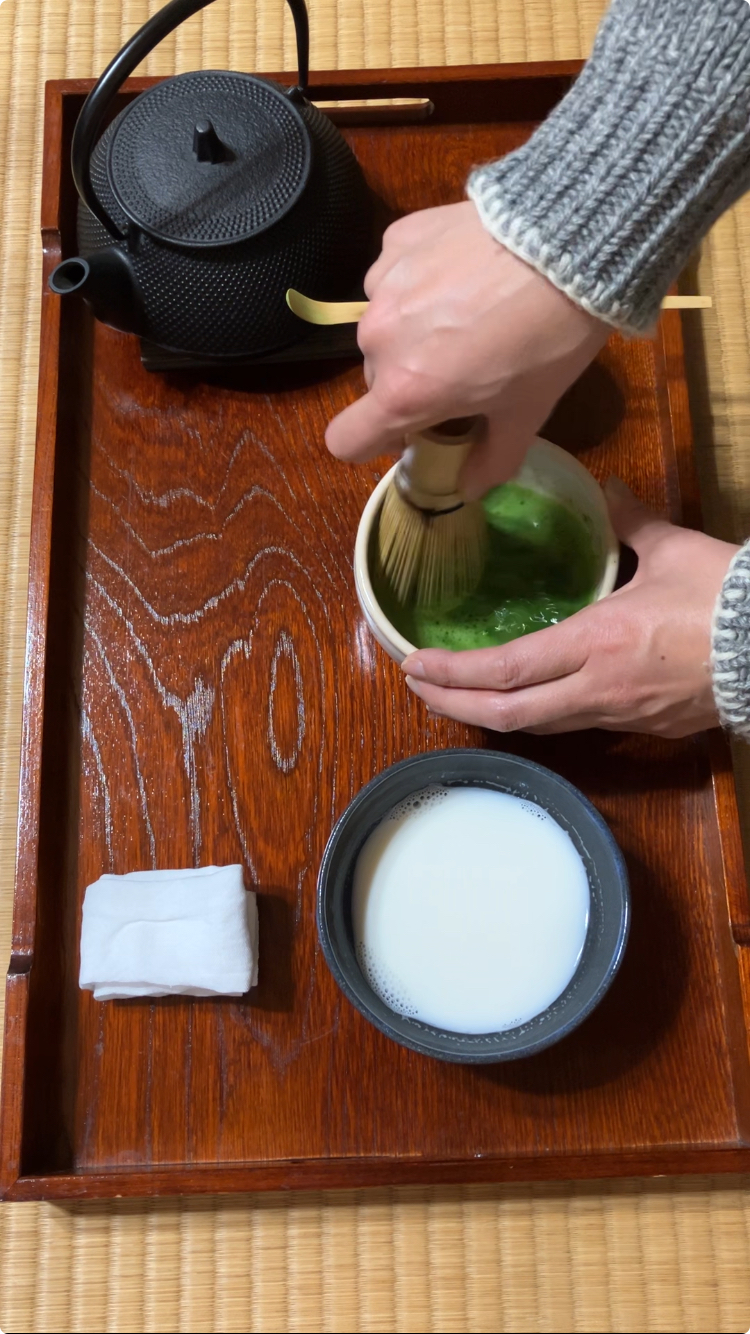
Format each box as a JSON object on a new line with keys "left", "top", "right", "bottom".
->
{"left": 8, "top": 951, "right": 34, "bottom": 976}
{"left": 318, "top": 98, "right": 434, "bottom": 125}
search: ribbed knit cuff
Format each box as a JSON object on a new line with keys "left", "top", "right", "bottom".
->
{"left": 712, "top": 540, "right": 750, "bottom": 740}
{"left": 468, "top": 0, "right": 750, "bottom": 333}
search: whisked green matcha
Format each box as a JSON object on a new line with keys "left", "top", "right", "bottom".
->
{"left": 374, "top": 482, "right": 600, "bottom": 651}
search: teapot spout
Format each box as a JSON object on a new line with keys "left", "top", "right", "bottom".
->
{"left": 49, "top": 248, "right": 144, "bottom": 336}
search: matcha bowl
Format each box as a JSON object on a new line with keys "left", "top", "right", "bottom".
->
{"left": 354, "top": 437, "right": 620, "bottom": 664}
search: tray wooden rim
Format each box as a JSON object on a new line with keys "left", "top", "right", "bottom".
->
{"left": 3, "top": 63, "right": 750, "bottom": 1202}
{"left": 5, "top": 1144, "right": 750, "bottom": 1202}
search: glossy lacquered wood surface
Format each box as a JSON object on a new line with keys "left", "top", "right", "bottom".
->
{"left": 3, "top": 66, "right": 750, "bottom": 1201}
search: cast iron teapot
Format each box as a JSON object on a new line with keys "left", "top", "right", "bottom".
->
{"left": 49, "top": 0, "right": 373, "bottom": 360}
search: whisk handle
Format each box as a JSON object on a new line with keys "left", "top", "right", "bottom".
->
{"left": 397, "top": 417, "right": 483, "bottom": 513}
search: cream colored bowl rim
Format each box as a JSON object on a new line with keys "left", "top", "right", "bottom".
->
{"left": 354, "top": 437, "right": 620, "bottom": 660}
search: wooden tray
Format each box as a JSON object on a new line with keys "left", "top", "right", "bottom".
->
{"left": 3, "top": 64, "right": 750, "bottom": 1202}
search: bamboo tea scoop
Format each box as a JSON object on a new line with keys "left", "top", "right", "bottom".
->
{"left": 287, "top": 290, "right": 369, "bottom": 324}
{"left": 286, "top": 289, "right": 712, "bottom": 325}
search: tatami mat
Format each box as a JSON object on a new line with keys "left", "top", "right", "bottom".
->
{"left": 1, "top": 2, "right": 750, "bottom": 1330}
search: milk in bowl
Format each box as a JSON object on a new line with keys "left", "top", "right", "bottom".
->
{"left": 351, "top": 785, "right": 590, "bottom": 1034}
{"left": 316, "top": 748, "right": 630, "bottom": 1063}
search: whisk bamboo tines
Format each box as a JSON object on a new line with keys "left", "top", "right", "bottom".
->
{"left": 377, "top": 417, "right": 488, "bottom": 607}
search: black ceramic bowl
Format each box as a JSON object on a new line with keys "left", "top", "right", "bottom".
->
{"left": 317, "top": 749, "right": 630, "bottom": 1063}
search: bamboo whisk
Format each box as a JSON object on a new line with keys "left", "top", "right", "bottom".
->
{"left": 377, "top": 417, "right": 488, "bottom": 607}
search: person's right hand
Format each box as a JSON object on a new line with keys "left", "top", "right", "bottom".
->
{"left": 325, "top": 201, "right": 610, "bottom": 497}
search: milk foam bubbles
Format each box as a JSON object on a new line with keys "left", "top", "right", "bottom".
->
{"left": 352, "top": 785, "right": 590, "bottom": 1034}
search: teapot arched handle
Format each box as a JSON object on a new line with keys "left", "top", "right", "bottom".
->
{"left": 71, "top": 0, "right": 310, "bottom": 241}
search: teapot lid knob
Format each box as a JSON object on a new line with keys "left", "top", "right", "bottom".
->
{"left": 192, "top": 119, "right": 227, "bottom": 164}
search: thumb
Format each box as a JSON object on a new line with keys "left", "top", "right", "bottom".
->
{"left": 459, "top": 414, "right": 535, "bottom": 501}
{"left": 604, "top": 476, "right": 673, "bottom": 553}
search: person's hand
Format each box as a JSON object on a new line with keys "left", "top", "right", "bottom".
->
{"left": 325, "top": 201, "right": 609, "bottom": 497}
{"left": 401, "top": 480, "right": 738, "bottom": 738}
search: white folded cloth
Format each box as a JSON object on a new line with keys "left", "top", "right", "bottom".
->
{"left": 79, "top": 864, "right": 258, "bottom": 1001}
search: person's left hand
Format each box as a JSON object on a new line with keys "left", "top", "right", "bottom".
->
{"left": 401, "top": 479, "right": 738, "bottom": 739}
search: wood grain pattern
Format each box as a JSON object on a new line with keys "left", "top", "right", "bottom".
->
{"left": 3, "top": 65, "right": 750, "bottom": 1201}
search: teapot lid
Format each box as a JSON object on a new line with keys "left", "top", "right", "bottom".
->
{"left": 106, "top": 71, "right": 312, "bottom": 248}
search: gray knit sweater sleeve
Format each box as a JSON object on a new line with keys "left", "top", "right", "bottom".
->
{"left": 712, "top": 542, "right": 750, "bottom": 738}
{"left": 468, "top": 0, "right": 750, "bottom": 333}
